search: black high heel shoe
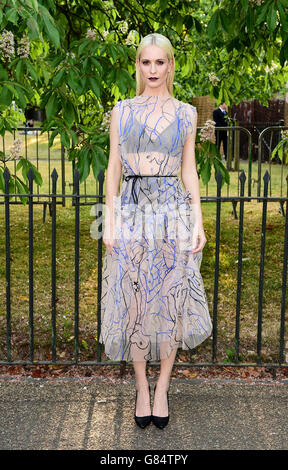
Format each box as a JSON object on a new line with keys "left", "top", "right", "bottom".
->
{"left": 151, "top": 384, "right": 169, "bottom": 429}
{"left": 134, "top": 383, "right": 152, "bottom": 428}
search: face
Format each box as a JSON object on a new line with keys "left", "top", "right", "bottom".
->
{"left": 136, "top": 45, "right": 173, "bottom": 93}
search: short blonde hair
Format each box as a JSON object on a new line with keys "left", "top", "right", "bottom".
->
{"left": 135, "top": 33, "right": 175, "bottom": 96}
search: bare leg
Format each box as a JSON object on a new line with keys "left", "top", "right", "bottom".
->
{"left": 152, "top": 346, "right": 178, "bottom": 417}
{"left": 133, "top": 360, "right": 151, "bottom": 417}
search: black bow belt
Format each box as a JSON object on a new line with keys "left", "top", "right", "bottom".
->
{"left": 123, "top": 174, "right": 178, "bottom": 205}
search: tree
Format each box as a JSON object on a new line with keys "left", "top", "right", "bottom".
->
{"left": 0, "top": 0, "right": 287, "bottom": 199}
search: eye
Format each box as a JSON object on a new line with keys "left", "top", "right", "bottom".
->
{"left": 157, "top": 61, "right": 164, "bottom": 65}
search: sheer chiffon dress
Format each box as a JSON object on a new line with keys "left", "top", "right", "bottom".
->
{"left": 99, "top": 95, "right": 212, "bottom": 362}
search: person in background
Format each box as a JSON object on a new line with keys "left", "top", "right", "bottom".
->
{"left": 213, "top": 103, "right": 228, "bottom": 160}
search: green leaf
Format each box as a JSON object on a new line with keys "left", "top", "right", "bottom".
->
{"left": 201, "top": 158, "right": 212, "bottom": 185}
{"left": 0, "top": 64, "right": 8, "bottom": 81}
{"left": 17, "top": 159, "right": 43, "bottom": 186}
{"left": 278, "top": 3, "right": 288, "bottom": 32}
{"left": 15, "top": 176, "right": 28, "bottom": 205}
{"left": 91, "top": 152, "right": 101, "bottom": 179}
{"left": 52, "top": 68, "right": 66, "bottom": 88}
{"left": 207, "top": 12, "right": 219, "bottom": 38}
{"left": 108, "top": 44, "right": 118, "bottom": 62}
{"left": 91, "top": 57, "right": 103, "bottom": 75}
{"left": 46, "top": 93, "right": 59, "bottom": 120}
{"left": 15, "top": 59, "right": 24, "bottom": 82}
{"left": 60, "top": 129, "right": 70, "bottom": 149}
{"left": 246, "top": 5, "right": 254, "bottom": 33}
{"left": 14, "top": 86, "right": 26, "bottom": 109}
{"left": 0, "top": 85, "right": 13, "bottom": 106}
{"left": 219, "top": 10, "right": 231, "bottom": 33}
{"left": 279, "top": 40, "right": 287, "bottom": 67}
{"left": 234, "top": 75, "right": 241, "bottom": 92}
{"left": 0, "top": 169, "right": 4, "bottom": 192}
{"left": 31, "top": 0, "right": 39, "bottom": 12}
{"left": 42, "top": 14, "right": 60, "bottom": 48}
{"left": 67, "top": 128, "right": 78, "bottom": 146}
{"left": 94, "top": 145, "right": 107, "bottom": 167}
{"left": 267, "top": 4, "right": 277, "bottom": 31}
{"left": 256, "top": 1, "right": 271, "bottom": 24}
{"left": 89, "top": 76, "right": 101, "bottom": 98}
{"left": 48, "top": 128, "right": 60, "bottom": 147}
{"left": 17, "top": 158, "right": 29, "bottom": 180}
{"left": 67, "top": 68, "right": 80, "bottom": 92}
{"left": 62, "top": 100, "right": 75, "bottom": 127}
{"left": 77, "top": 147, "right": 90, "bottom": 183}
{"left": 26, "top": 61, "right": 38, "bottom": 82}
{"left": 6, "top": 7, "right": 18, "bottom": 24}
{"left": 175, "top": 14, "right": 183, "bottom": 35}
{"left": 78, "top": 39, "right": 91, "bottom": 55}
{"left": 27, "top": 16, "right": 39, "bottom": 39}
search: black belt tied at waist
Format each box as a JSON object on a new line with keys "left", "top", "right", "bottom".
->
{"left": 123, "top": 174, "right": 178, "bottom": 205}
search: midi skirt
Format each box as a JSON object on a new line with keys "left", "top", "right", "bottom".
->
{"left": 99, "top": 175, "right": 212, "bottom": 362}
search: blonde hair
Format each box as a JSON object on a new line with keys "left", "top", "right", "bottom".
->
{"left": 135, "top": 33, "right": 175, "bottom": 96}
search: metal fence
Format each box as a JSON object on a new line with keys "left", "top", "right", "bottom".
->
{"left": 3, "top": 125, "right": 287, "bottom": 212}
{"left": 0, "top": 165, "right": 288, "bottom": 371}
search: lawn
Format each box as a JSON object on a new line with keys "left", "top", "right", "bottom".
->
{"left": 0, "top": 184, "right": 287, "bottom": 365}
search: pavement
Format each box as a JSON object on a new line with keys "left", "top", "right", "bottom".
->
{"left": 0, "top": 377, "right": 287, "bottom": 451}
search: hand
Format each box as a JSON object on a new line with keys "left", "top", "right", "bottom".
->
{"left": 192, "top": 227, "right": 207, "bottom": 254}
{"left": 103, "top": 223, "right": 115, "bottom": 255}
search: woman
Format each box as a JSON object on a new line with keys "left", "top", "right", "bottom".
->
{"left": 100, "top": 33, "right": 212, "bottom": 429}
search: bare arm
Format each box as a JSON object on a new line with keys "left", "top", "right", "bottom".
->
{"left": 181, "top": 106, "right": 207, "bottom": 253}
{"left": 103, "top": 103, "right": 122, "bottom": 254}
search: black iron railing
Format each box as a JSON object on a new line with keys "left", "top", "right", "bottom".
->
{"left": 0, "top": 166, "right": 287, "bottom": 370}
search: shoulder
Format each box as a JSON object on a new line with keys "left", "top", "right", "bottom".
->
{"left": 178, "top": 101, "right": 197, "bottom": 123}
{"left": 177, "top": 100, "right": 197, "bottom": 114}
{"left": 184, "top": 102, "right": 197, "bottom": 114}
{"left": 112, "top": 99, "right": 123, "bottom": 110}
{"left": 112, "top": 98, "right": 132, "bottom": 112}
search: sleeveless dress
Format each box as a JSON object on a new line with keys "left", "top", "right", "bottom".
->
{"left": 99, "top": 95, "right": 212, "bottom": 362}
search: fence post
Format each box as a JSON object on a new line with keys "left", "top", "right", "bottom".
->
{"left": 235, "top": 170, "right": 246, "bottom": 362}
{"left": 4, "top": 167, "right": 11, "bottom": 362}
{"left": 279, "top": 174, "right": 288, "bottom": 364}
{"left": 74, "top": 168, "right": 80, "bottom": 363}
{"left": 51, "top": 168, "right": 58, "bottom": 363}
{"left": 27, "top": 167, "right": 35, "bottom": 363}
{"left": 212, "top": 170, "right": 223, "bottom": 362}
{"left": 256, "top": 170, "right": 270, "bottom": 364}
{"left": 97, "top": 169, "right": 105, "bottom": 362}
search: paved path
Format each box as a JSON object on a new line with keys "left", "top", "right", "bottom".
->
{"left": 0, "top": 378, "right": 287, "bottom": 450}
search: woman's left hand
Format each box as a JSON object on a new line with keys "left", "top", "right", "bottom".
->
{"left": 192, "top": 227, "right": 207, "bottom": 254}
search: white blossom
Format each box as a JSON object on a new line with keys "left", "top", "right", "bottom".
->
{"left": 9, "top": 138, "right": 23, "bottom": 160}
{"left": 208, "top": 72, "right": 220, "bottom": 86}
{"left": 17, "top": 35, "right": 30, "bottom": 58}
{"left": 200, "top": 119, "right": 216, "bottom": 142}
{"left": 119, "top": 21, "right": 129, "bottom": 34}
{"left": 86, "top": 29, "right": 97, "bottom": 40}
{"left": 125, "top": 30, "right": 137, "bottom": 45}
{"left": 0, "top": 29, "right": 15, "bottom": 60}
{"left": 99, "top": 109, "right": 112, "bottom": 132}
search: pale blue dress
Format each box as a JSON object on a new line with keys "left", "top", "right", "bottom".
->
{"left": 99, "top": 95, "right": 212, "bottom": 362}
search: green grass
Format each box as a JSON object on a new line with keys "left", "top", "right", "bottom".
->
{"left": 0, "top": 182, "right": 287, "bottom": 364}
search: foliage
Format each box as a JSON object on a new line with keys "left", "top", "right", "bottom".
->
{"left": 271, "top": 131, "right": 288, "bottom": 164}
{"left": 0, "top": 0, "right": 287, "bottom": 200}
